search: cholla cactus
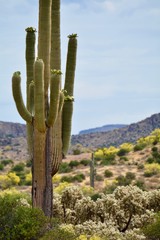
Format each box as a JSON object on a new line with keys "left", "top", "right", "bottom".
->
{"left": 12, "top": 0, "right": 77, "bottom": 216}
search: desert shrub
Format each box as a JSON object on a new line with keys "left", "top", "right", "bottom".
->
{"left": 73, "top": 148, "right": 81, "bottom": 155}
{"left": 61, "top": 176, "right": 73, "bottom": 183}
{"left": 120, "top": 156, "right": 128, "bottom": 161}
{"left": 80, "top": 186, "right": 94, "bottom": 196}
{"left": 152, "top": 146, "right": 158, "bottom": 152}
{"left": 95, "top": 174, "right": 104, "bottom": 181}
{"left": 143, "top": 212, "right": 160, "bottom": 240}
{"left": 103, "top": 180, "right": 117, "bottom": 194}
{"left": 104, "top": 169, "right": 113, "bottom": 178}
{"left": 54, "top": 182, "right": 73, "bottom": 194}
{"left": 0, "top": 193, "right": 48, "bottom": 240}
{"left": 25, "top": 172, "right": 32, "bottom": 185}
{"left": 146, "top": 157, "right": 155, "bottom": 164}
{"left": 59, "top": 162, "right": 72, "bottom": 173}
{"left": 125, "top": 172, "right": 136, "bottom": 180}
{"left": 144, "top": 163, "right": 160, "bottom": 177}
{"left": 117, "top": 148, "right": 128, "bottom": 157}
{"left": 26, "top": 159, "right": 32, "bottom": 167}
{"left": 80, "top": 159, "right": 90, "bottom": 166}
{"left": 73, "top": 173, "right": 85, "bottom": 182}
{"left": 0, "top": 173, "right": 20, "bottom": 189}
{"left": 100, "top": 155, "right": 116, "bottom": 165}
{"left": 137, "top": 163, "right": 144, "bottom": 170}
{"left": 116, "top": 175, "right": 132, "bottom": 186}
{"left": 7, "top": 172, "right": 20, "bottom": 185}
{"left": 91, "top": 193, "right": 102, "bottom": 201}
{"left": 52, "top": 174, "right": 61, "bottom": 183}
{"left": 40, "top": 224, "right": 76, "bottom": 240}
{"left": 61, "top": 174, "right": 85, "bottom": 183}
{"left": 133, "top": 144, "right": 146, "bottom": 152}
{"left": 0, "top": 163, "right": 4, "bottom": 170}
{"left": 69, "top": 160, "right": 80, "bottom": 168}
{"left": 134, "top": 179, "right": 146, "bottom": 190}
{"left": 1, "top": 159, "right": 13, "bottom": 166}
{"left": 11, "top": 162, "right": 25, "bottom": 172}
{"left": 119, "top": 143, "right": 133, "bottom": 152}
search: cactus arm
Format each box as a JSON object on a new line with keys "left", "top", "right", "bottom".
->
{"left": 25, "top": 27, "right": 36, "bottom": 111}
{"left": 64, "top": 34, "right": 77, "bottom": 96}
{"left": 46, "top": 70, "right": 61, "bottom": 127}
{"left": 62, "top": 34, "right": 78, "bottom": 156}
{"left": 51, "top": 0, "right": 61, "bottom": 71}
{"left": 62, "top": 100, "right": 73, "bottom": 156}
{"left": 12, "top": 71, "right": 32, "bottom": 123}
{"left": 34, "top": 59, "right": 46, "bottom": 132}
{"left": 38, "top": 0, "right": 51, "bottom": 98}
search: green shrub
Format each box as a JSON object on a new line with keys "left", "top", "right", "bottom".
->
{"left": 120, "top": 156, "right": 128, "bottom": 161}
{"left": 95, "top": 174, "right": 104, "bottom": 181}
{"left": 125, "top": 172, "right": 136, "bottom": 180}
{"left": 61, "top": 173, "right": 85, "bottom": 183}
{"left": 134, "top": 179, "right": 146, "bottom": 190}
{"left": 40, "top": 224, "right": 76, "bottom": 240}
{"left": 137, "top": 163, "right": 144, "bottom": 170}
{"left": 0, "top": 163, "right": 4, "bottom": 171}
{"left": 100, "top": 155, "right": 115, "bottom": 165}
{"left": 152, "top": 146, "right": 158, "bottom": 152}
{"left": 143, "top": 212, "right": 160, "bottom": 240}
{"left": 133, "top": 144, "right": 146, "bottom": 151}
{"left": 11, "top": 163, "right": 25, "bottom": 172}
{"left": 61, "top": 176, "right": 73, "bottom": 183}
{"left": 59, "top": 162, "right": 72, "bottom": 173}
{"left": 116, "top": 175, "right": 132, "bottom": 186}
{"left": 73, "top": 148, "right": 81, "bottom": 155}
{"left": 26, "top": 159, "right": 32, "bottom": 167}
{"left": 73, "top": 173, "right": 85, "bottom": 182}
{"left": 117, "top": 148, "right": 128, "bottom": 157}
{"left": 104, "top": 169, "right": 113, "bottom": 178}
{"left": 91, "top": 193, "right": 102, "bottom": 201}
{"left": 1, "top": 159, "right": 13, "bottom": 166}
{"left": 80, "top": 159, "right": 90, "bottom": 166}
{"left": 0, "top": 192, "right": 48, "bottom": 240}
{"left": 146, "top": 157, "right": 155, "bottom": 164}
{"left": 69, "top": 160, "right": 80, "bottom": 168}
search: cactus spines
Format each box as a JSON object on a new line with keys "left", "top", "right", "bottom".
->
{"left": 12, "top": 0, "right": 77, "bottom": 216}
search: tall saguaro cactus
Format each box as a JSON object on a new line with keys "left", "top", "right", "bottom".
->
{"left": 12, "top": 0, "right": 77, "bottom": 217}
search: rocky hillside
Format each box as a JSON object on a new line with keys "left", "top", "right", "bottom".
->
{"left": 1, "top": 113, "right": 160, "bottom": 160}
{"left": 0, "top": 121, "right": 26, "bottom": 138}
{"left": 72, "top": 113, "right": 160, "bottom": 148}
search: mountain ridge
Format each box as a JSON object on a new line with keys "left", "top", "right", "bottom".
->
{"left": 72, "top": 113, "right": 160, "bottom": 148}
{"left": 79, "top": 124, "right": 128, "bottom": 135}
{"left": 1, "top": 113, "right": 160, "bottom": 150}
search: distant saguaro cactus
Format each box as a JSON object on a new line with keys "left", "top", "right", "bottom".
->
{"left": 12, "top": 0, "right": 77, "bottom": 217}
{"left": 90, "top": 153, "right": 96, "bottom": 188}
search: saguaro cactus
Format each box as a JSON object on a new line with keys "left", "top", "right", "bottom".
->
{"left": 12, "top": 0, "right": 77, "bottom": 217}
{"left": 90, "top": 153, "right": 96, "bottom": 188}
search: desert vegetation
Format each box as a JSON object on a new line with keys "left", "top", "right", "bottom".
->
{"left": 1, "top": 130, "right": 160, "bottom": 238}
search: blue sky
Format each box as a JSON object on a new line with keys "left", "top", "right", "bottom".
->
{"left": 0, "top": 0, "right": 160, "bottom": 134}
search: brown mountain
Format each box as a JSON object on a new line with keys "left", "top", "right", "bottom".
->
{"left": 71, "top": 113, "right": 160, "bottom": 148}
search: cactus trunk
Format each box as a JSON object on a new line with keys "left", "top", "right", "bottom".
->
{"left": 12, "top": 0, "right": 77, "bottom": 216}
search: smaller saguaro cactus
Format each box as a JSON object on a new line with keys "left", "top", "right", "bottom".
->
{"left": 90, "top": 153, "right": 96, "bottom": 188}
